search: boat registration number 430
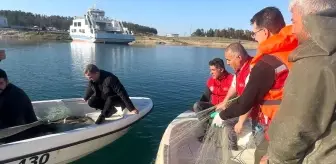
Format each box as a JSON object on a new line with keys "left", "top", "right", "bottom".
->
{"left": 16, "top": 153, "right": 50, "bottom": 164}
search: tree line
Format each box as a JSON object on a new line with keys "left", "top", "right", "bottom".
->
{"left": 0, "top": 10, "right": 72, "bottom": 30}
{"left": 0, "top": 10, "right": 158, "bottom": 34}
{"left": 192, "top": 28, "right": 254, "bottom": 41}
{"left": 122, "top": 22, "right": 157, "bottom": 35}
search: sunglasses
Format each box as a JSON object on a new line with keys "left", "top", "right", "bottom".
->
{"left": 251, "top": 29, "right": 264, "bottom": 38}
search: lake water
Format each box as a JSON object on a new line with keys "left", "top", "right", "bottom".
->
{"left": 0, "top": 40, "right": 256, "bottom": 164}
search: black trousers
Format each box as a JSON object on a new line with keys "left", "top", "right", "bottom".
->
{"left": 88, "top": 96, "right": 126, "bottom": 117}
{"left": 193, "top": 101, "right": 238, "bottom": 147}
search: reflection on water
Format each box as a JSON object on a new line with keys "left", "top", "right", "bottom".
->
{"left": 69, "top": 42, "right": 137, "bottom": 74}
{"left": 70, "top": 42, "right": 96, "bottom": 75}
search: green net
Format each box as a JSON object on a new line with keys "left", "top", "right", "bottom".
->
{"left": 166, "top": 96, "right": 264, "bottom": 164}
{"left": 195, "top": 126, "right": 232, "bottom": 164}
{"left": 43, "top": 102, "right": 72, "bottom": 121}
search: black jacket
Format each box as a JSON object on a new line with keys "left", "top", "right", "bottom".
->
{"left": 0, "top": 83, "right": 38, "bottom": 129}
{"left": 84, "top": 70, "right": 135, "bottom": 110}
{"left": 200, "top": 87, "right": 211, "bottom": 103}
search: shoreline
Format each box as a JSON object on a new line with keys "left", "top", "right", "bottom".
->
{"left": 130, "top": 36, "right": 258, "bottom": 49}
{"left": 0, "top": 30, "right": 258, "bottom": 49}
{"left": 0, "top": 30, "right": 72, "bottom": 41}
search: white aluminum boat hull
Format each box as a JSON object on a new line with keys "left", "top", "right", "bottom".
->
{"left": 6, "top": 128, "right": 129, "bottom": 164}
{"left": 0, "top": 97, "right": 153, "bottom": 164}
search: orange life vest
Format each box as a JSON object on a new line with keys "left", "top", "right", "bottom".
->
{"left": 250, "top": 25, "right": 298, "bottom": 125}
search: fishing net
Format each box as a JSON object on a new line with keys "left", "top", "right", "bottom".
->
{"left": 195, "top": 125, "right": 232, "bottom": 164}
{"left": 33, "top": 101, "right": 96, "bottom": 135}
{"left": 34, "top": 101, "right": 95, "bottom": 125}
{"left": 167, "top": 96, "right": 265, "bottom": 164}
{"left": 0, "top": 101, "right": 97, "bottom": 144}
{"left": 196, "top": 117, "right": 265, "bottom": 164}
{"left": 44, "top": 102, "right": 72, "bottom": 121}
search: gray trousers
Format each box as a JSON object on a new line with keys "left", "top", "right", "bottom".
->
{"left": 193, "top": 101, "right": 238, "bottom": 147}
{"left": 254, "top": 137, "right": 268, "bottom": 164}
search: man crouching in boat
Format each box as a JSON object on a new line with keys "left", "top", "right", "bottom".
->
{"left": 0, "top": 69, "right": 38, "bottom": 129}
{"left": 192, "top": 58, "right": 238, "bottom": 149}
{"left": 83, "top": 64, "right": 139, "bottom": 124}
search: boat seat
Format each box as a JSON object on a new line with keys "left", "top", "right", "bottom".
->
{"left": 85, "top": 106, "right": 126, "bottom": 122}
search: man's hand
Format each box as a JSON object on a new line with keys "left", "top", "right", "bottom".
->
{"left": 211, "top": 113, "right": 225, "bottom": 128}
{"left": 234, "top": 121, "right": 244, "bottom": 134}
{"left": 129, "top": 108, "right": 139, "bottom": 114}
{"left": 0, "top": 50, "right": 6, "bottom": 61}
{"left": 215, "top": 101, "right": 227, "bottom": 112}
{"left": 260, "top": 155, "right": 269, "bottom": 164}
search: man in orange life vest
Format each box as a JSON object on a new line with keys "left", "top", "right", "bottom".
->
{"left": 192, "top": 58, "right": 236, "bottom": 148}
{"left": 211, "top": 7, "right": 298, "bottom": 164}
{"left": 215, "top": 42, "right": 256, "bottom": 135}
{"left": 266, "top": 1, "right": 336, "bottom": 163}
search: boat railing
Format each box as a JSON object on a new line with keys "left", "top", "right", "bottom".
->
{"left": 91, "top": 17, "right": 111, "bottom": 23}
{"left": 73, "top": 16, "right": 85, "bottom": 19}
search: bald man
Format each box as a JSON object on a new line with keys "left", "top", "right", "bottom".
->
{"left": 215, "top": 43, "right": 258, "bottom": 135}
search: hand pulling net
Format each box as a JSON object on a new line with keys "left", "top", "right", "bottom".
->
{"left": 168, "top": 96, "right": 265, "bottom": 164}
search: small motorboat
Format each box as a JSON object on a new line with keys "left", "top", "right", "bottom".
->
{"left": 155, "top": 110, "right": 260, "bottom": 164}
{"left": 0, "top": 97, "right": 153, "bottom": 164}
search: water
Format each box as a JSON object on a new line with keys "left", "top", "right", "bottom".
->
{"left": 0, "top": 40, "right": 256, "bottom": 164}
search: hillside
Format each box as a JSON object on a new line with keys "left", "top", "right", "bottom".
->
{"left": 0, "top": 10, "right": 158, "bottom": 34}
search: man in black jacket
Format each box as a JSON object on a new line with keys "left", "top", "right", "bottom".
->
{"left": 83, "top": 64, "right": 139, "bottom": 124}
{"left": 0, "top": 69, "right": 38, "bottom": 129}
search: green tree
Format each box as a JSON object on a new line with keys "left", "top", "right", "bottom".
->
{"left": 206, "top": 28, "right": 215, "bottom": 37}
{"left": 191, "top": 27, "right": 254, "bottom": 41}
{"left": 214, "top": 29, "right": 221, "bottom": 37}
{"left": 191, "top": 28, "right": 204, "bottom": 36}
{"left": 122, "top": 21, "right": 157, "bottom": 35}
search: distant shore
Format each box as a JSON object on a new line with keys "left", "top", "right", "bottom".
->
{"left": 0, "top": 29, "right": 258, "bottom": 49}
{"left": 0, "top": 29, "right": 71, "bottom": 41}
{"left": 130, "top": 36, "right": 258, "bottom": 49}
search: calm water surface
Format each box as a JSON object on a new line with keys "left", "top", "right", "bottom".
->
{"left": 0, "top": 40, "right": 256, "bottom": 164}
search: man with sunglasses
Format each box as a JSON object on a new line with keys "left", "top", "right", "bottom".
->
{"left": 211, "top": 6, "right": 298, "bottom": 164}
{"left": 266, "top": 0, "right": 336, "bottom": 163}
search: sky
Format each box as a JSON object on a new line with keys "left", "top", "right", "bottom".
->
{"left": 0, "top": 0, "right": 292, "bottom": 36}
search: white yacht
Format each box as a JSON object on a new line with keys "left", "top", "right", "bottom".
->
{"left": 69, "top": 7, "right": 135, "bottom": 44}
